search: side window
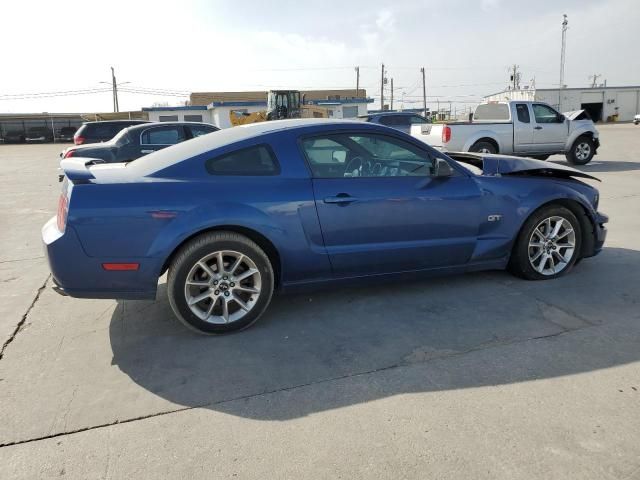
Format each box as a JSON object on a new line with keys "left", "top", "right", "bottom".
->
{"left": 189, "top": 125, "right": 217, "bottom": 138}
{"left": 532, "top": 104, "right": 561, "bottom": 124}
{"left": 301, "top": 133, "right": 434, "bottom": 178}
{"left": 515, "top": 104, "right": 530, "bottom": 123}
{"left": 141, "top": 126, "right": 185, "bottom": 145}
{"left": 206, "top": 145, "right": 279, "bottom": 176}
{"left": 409, "top": 115, "right": 427, "bottom": 124}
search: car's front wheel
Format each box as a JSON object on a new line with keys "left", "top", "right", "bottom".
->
{"left": 509, "top": 206, "right": 582, "bottom": 280}
{"left": 167, "top": 232, "right": 274, "bottom": 334}
{"left": 566, "top": 136, "right": 595, "bottom": 165}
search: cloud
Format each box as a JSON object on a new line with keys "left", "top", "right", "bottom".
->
{"left": 481, "top": 0, "right": 501, "bottom": 11}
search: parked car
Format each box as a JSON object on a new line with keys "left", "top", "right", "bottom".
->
{"left": 25, "top": 127, "right": 53, "bottom": 143}
{"left": 360, "top": 112, "right": 430, "bottom": 134}
{"left": 44, "top": 119, "right": 607, "bottom": 335}
{"left": 60, "top": 121, "right": 219, "bottom": 163}
{"left": 2, "top": 130, "right": 25, "bottom": 143}
{"left": 410, "top": 101, "right": 600, "bottom": 165}
{"left": 57, "top": 126, "right": 78, "bottom": 142}
{"left": 73, "top": 120, "right": 149, "bottom": 145}
{"left": 634, "top": 114, "right": 639, "bottom": 125}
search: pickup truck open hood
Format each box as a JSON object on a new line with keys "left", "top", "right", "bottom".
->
{"left": 447, "top": 152, "right": 600, "bottom": 181}
{"left": 563, "top": 109, "right": 591, "bottom": 121}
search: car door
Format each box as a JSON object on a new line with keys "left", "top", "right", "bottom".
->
{"left": 300, "top": 131, "right": 483, "bottom": 278}
{"left": 138, "top": 125, "right": 187, "bottom": 156}
{"left": 512, "top": 103, "right": 535, "bottom": 153}
{"left": 532, "top": 103, "right": 567, "bottom": 151}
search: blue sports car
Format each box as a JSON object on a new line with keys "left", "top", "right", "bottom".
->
{"left": 43, "top": 119, "right": 607, "bottom": 334}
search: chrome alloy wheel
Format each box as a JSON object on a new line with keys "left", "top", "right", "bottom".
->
{"left": 575, "top": 141, "right": 592, "bottom": 162}
{"left": 184, "top": 250, "right": 262, "bottom": 324}
{"left": 528, "top": 216, "right": 576, "bottom": 276}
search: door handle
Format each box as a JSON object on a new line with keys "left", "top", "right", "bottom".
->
{"left": 324, "top": 194, "right": 359, "bottom": 204}
{"left": 534, "top": 126, "right": 543, "bottom": 130}
{"left": 141, "top": 149, "right": 154, "bottom": 154}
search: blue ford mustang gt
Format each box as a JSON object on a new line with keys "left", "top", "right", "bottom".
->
{"left": 43, "top": 119, "right": 607, "bottom": 334}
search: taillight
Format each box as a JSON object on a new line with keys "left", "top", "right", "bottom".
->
{"left": 56, "top": 194, "right": 68, "bottom": 232}
{"left": 442, "top": 126, "right": 451, "bottom": 143}
{"left": 63, "top": 149, "right": 76, "bottom": 158}
{"left": 74, "top": 136, "right": 85, "bottom": 145}
{"left": 56, "top": 179, "right": 71, "bottom": 233}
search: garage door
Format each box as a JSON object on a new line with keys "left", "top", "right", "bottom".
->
{"left": 616, "top": 91, "right": 639, "bottom": 121}
{"left": 342, "top": 106, "right": 359, "bottom": 118}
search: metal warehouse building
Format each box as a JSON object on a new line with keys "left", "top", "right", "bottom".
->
{"left": 485, "top": 86, "right": 640, "bottom": 122}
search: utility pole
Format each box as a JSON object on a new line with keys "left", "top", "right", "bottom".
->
{"left": 100, "top": 67, "right": 130, "bottom": 113}
{"left": 589, "top": 73, "right": 601, "bottom": 88}
{"left": 355, "top": 66, "right": 360, "bottom": 97}
{"left": 380, "top": 63, "right": 385, "bottom": 111}
{"left": 559, "top": 14, "right": 568, "bottom": 89}
{"left": 559, "top": 14, "right": 568, "bottom": 109}
{"left": 510, "top": 64, "right": 520, "bottom": 90}
{"left": 420, "top": 67, "right": 427, "bottom": 119}
{"left": 390, "top": 78, "right": 394, "bottom": 110}
{"left": 111, "top": 66, "right": 119, "bottom": 112}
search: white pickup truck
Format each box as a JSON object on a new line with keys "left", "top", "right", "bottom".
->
{"left": 411, "top": 101, "right": 600, "bottom": 165}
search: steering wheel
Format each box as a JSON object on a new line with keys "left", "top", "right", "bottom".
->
{"left": 344, "top": 156, "right": 363, "bottom": 177}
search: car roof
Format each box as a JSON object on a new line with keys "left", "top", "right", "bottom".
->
{"left": 360, "top": 112, "right": 423, "bottom": 118}
{"left": 126, "top": 119, "right": 380, "bottom": 177}
{"left": 82, "top": 120, "right": 149, "bottom": 125}
{"left": 124, "top": 121, "right": 218, "bottom": 133}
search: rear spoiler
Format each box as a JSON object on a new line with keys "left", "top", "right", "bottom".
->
{"left": 59, "top": 157, "right": 104, "bottom": 182}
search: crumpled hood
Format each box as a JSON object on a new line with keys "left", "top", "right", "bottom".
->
{"left": 563, "top": 109, "right": 591, "bottom": 121}
{"left": 447, "top": 152, "right": 600, "bottom": 181}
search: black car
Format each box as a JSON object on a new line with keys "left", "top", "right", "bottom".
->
{"left": 60, "top": 122, "right": 219, "bottom": 167}
{"left": 73, "top": 119, "right": 150, "bottom": 145}
{"left": 57, "top": 126, "right": 78, "bottom": 142}
{"left": 359, "top": 112, "right": 430, "bottom": 135}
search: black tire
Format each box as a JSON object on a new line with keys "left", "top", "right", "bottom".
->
{"left": 469, "top": 140, "right": 497, "bottom": 154}
{"left": 167, "top": 231, "right": 274, "bottom": 335}
{"left": 508, "top": 205, "right": 582, "bottom": 281}
{"left": 565, "top": 136, "right": 595, "bottom": 165}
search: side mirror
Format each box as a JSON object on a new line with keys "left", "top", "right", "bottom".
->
{"left": 434, "top": 158, "right": 454, "bottom": 178}
{"left": 557, "top": 114, "right": 565, "bottom": 123}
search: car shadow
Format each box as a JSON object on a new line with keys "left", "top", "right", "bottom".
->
{"left": 110, "top": 247, "right": 640, "bottom": 421}
{"left": 548, "top": 159, "right": 640, "bottom": 173}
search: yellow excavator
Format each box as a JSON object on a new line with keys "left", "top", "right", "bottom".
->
{"left": 229, "top": 90, "right": 328, "bottom": 127}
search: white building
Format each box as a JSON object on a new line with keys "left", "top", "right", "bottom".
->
{"left": 143, "top": 90, "right": 373, "bottom": 128}
{"left": 485, "top": 85, "right": 640, "bottom": 122}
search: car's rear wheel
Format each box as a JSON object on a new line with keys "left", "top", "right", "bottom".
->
{"left": 509, "top": 206, "right": 582, "bottom": 280}
{"left": 167, "top": 232, "right": 274, "bottom": 334}
{"left": 469, "top": 140, "right": 497, "bottom": 154}
{"left": 566, "top": 136, "right": 595, "bottom": 165}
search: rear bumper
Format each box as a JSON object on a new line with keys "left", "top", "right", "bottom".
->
{"left": 42, "top": 217, "right": 158, "bottom": 300}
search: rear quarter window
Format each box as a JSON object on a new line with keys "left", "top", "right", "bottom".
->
{"left": 205, "top": 145, "right": 280, "bottom": 176}
{"left": 474, "top": 104, "right": 510, "bottom": 121}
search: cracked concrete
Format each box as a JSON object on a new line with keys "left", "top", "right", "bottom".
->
{"left": 1, "top": 124, "right": 639, "bottom": 479}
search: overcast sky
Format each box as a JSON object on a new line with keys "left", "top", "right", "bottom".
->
{"left": 1, "top": 0, "right": 638, "bottom": 113}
